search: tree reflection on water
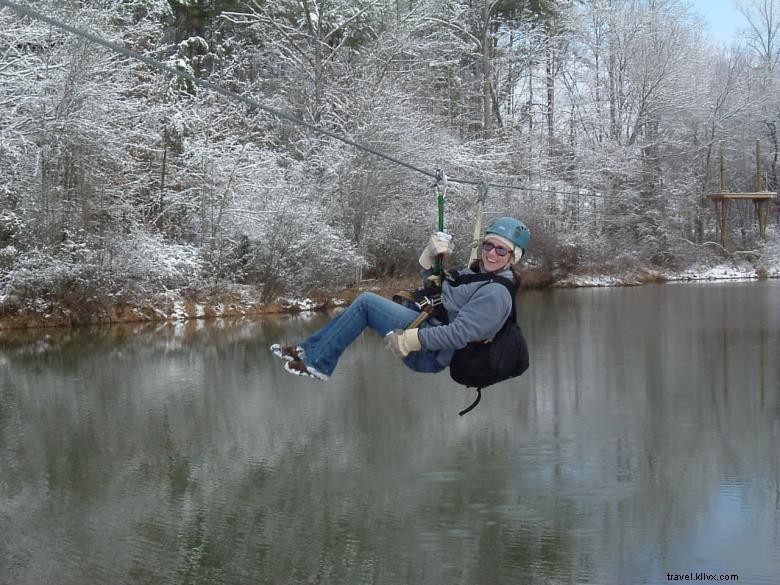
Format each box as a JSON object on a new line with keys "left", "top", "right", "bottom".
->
{"left": 1, "top": 283, "right": 779, "bottom": 585}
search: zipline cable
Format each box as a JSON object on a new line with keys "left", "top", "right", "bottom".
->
{"left": 0, "top": 0, "right": 439, "bottom": 180}
{"left": 0, "top": 0, "right": 615, "bottom": 200}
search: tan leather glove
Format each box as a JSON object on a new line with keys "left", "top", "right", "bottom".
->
{"left": 418, "top": 232, "right": 454, "bottom": 269}
{"left": 385, "top": 329, "right": 422, "bottom": 358}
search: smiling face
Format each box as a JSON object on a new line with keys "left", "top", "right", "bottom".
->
{"left": 481, "top": 237, "right": 514, "bottom": 272}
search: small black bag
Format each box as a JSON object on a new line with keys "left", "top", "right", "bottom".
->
{"left": 447, "top": 273, "right": 529, "bottom": 413}
{"left": 449, "top": 318, "right": 529, "bottom": 388}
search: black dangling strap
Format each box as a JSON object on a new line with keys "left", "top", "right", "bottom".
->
{"left": 458, "top": 387, "right": 482, "bottom": 416}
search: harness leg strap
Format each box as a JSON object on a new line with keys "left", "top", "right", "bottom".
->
{"left": 406, "top": 305, "right": 433, "bottom": 330}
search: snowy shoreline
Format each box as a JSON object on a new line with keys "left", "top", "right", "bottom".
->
{"left": 553, "top": 263, "right": 780, "bottom": 288}
{"left": 1, "top": 263, "right": 777, "bottom": 331}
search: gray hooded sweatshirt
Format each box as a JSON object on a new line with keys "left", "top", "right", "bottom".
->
{"left": 418, "top": 264, "right": 515, "bottom": 366}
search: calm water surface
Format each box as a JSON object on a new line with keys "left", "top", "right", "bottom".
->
{"left": 1, "top": 282, "right": 779, "bottom": 585}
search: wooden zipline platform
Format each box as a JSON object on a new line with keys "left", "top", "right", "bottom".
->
{"left": 707, "top": 192, "right": 775, "bottom": 248}
{"left": 707, "top": 142, "right": 777, "bottom": 249}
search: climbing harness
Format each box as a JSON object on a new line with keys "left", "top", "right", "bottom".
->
{"left": 392, "top": 288, "right": 446, "bottom": 320}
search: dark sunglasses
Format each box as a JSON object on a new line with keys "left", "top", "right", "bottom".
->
{"left": 482, "top": 241, "right": 511, "bottom": 257}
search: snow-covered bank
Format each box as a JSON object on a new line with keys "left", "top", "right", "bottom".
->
{"left": 1, "top": 261, "right": 777, "bottom": 331}
{"left": 554, "top": 247, "right": 780, "bottom": 287}
{"left": 555, "top": 265, "right": 778, "bottom": 287}
{"left": 0, "top": 287, "right": 346, "bottom": 331}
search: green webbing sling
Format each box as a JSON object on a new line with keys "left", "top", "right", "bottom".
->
{"left": 406, "top": 169, "right": 447, "bottom": 330}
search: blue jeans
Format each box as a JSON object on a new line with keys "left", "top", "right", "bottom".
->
{"left": 300, "top": 292, "right": 445, "bottom": 376}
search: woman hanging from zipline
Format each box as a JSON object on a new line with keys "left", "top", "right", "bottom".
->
{"left": 270, "top": 217, "right": 530, "bottom": 388}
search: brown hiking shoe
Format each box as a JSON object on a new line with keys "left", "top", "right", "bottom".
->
{"left": 283, "top": 358, "right": 329, "bottom": 381}
{"left": 270, "top": 344, "right": 304, "bottom": 362}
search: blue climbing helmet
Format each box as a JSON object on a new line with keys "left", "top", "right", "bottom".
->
{"left": 485, "top": 217, "right": 530, "bottom": 253}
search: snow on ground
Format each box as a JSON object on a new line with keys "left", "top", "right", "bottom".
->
{"left": 555, "top": 274, "right": 630, "bottom": 287}
{"left": 674, "top": 264, "right": 760, "bottom": 281}
{"left": 278, "top": 297, "right": 321, "bottom": 311}
{"left": 171, "top": 300, "right": 189, "bottom": 320}
{"left": 558, "top": 267, "right": 777, "bottom": 288}
{"left": 548, "top": 259, "right": 778, "bottom": 288}
{"left": 672, "top": 248, "right": 779, "bottom": 281}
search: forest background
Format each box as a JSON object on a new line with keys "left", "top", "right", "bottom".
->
{"left": 1, "top": 0, "right": 779, "bottom": 323}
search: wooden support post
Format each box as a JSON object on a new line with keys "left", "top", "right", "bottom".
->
{"left": 754, "top": 141, "right": 768, "bottom": 239}
{"left": 714, "top": 198, "right": 731, "bottom": 248}
{"left": 755, "top": 199, "right": 770, "bottom": 239}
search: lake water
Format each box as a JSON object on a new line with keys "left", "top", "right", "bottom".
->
{"left": 1, "top": 282, "right": 779, "bottom": 585}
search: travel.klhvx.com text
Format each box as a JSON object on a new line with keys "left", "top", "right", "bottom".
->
{"left": 666, "top": 573, "right": 738, "bottom": 581}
